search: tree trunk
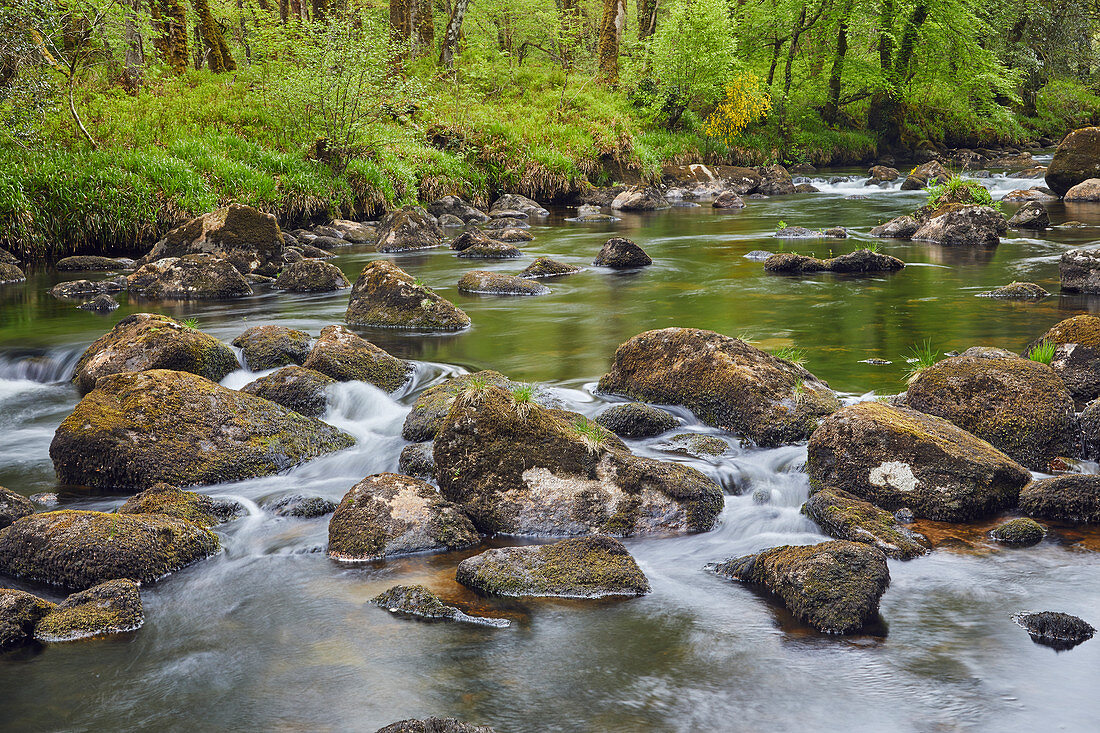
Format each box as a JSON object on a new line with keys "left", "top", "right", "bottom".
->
{"left": 766, "top": 37, "right": 782, "bottom": 86}
{"left": 781, "top": 7, "right": 807, "bottom": 99}
{"left": 124, "top": 0, "right": 144, "bottom": 90}
{"left": 877, "top": 0, "right": 894, "bottom": 70}
{"left": 559, "top": 0, "right": 579, "bottom": 69}
{"left": 150, "top": 0, "right": 189, "bottom": 75}
{"left": 597, "top": 0, "right": 626, "bottom": 83}
{"left": 194, "top": 0, "right": 235, "bottom": 72}
{"left": 413, "top": 0, "right": 434, "bottom": 57}
{"left": 391, "top": 0, "right": 412, "bottom": 57}
{"left": 824, "top": 6, "right": 850, "bottom": 124}
{"left": 312, "top": 0, "right": 329, "bottom": 24}
{"left": 892, "top": 2, "right": 928, "bottom": 80}
{"left": 637, "top": 0, "right": 657, "bottom": 40}
{"left": 439, "top": 0, "right": 469, "bottom": 68}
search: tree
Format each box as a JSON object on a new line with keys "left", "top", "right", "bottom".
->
{"left": 391, "top": 0, "right": 434, "bottom": 60}
{"left": 193, "top": 0, "right": 235, "bottom": 72}
{"left": 597, "top": 0, "right": 626, "bottom": 83}
{"left": 149, "top": 0, "right": 188, "bottom": 75}
{"left": 638, "top": 0, "right": 657, "bottom": 39}
{"left": 439, "top": 0, "right": 469, "bottom": 69}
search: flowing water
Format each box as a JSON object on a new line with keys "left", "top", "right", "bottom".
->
{"left": 2, "top": 163, "right": 1100, "bottom": 732}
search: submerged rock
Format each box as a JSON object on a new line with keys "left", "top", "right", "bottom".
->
{"left": 662, "top": 433, "right": 728, "bottom": 458}
{"left": 807, "top": 401, "right": 1030, "bottom": 521}
{"left": 1020, "top": 475, "right": 1100, "bottom": 523}
{"left": 118, "top": 483, "right": 240, "bottom": 527}
{"left": 51, "top": 369, "right": 355, "bottom": 491}
{"left": 457, "top": 270, "right": 549, "bottom": 296}
{"left": 327, "top": 473, "right": 479, "bottom": 562}
{"left": 273, "top": 260, "right": 351, "bottom": 292}
{"left": 137, "top": 204, "right": 284, "bottom": 276}
{"left": 456, "top": 536, "right": 650, "bottom": 598}
{"left": 240, "top": 365, "right": 335, "bottom": 417}
{"left": 0, "top": 486, "right": 35, "bottom": 529}
{"left": 128, "top": 254, "right": 253, "bottom": 300}
{"left": 346, "top": 260, "right": 471, "bottom": 331}
{"left": 232, "top": 325, "right": 312, "bottom": 371}
{"left": 376, "top": 206, "right": 443, "bottom": 253}
{"left": 49, "top": 279, "right": 124, "bottom": 300}
{"left": 520, "top": 257, "right": 582, "bottom": 279}
{"left": 977, "top": 282, "right": 1050, "bottom": 299}
{"left": 0, "top": 589, "right": 55, "bottom": 649}
{"left": 72, "top": 313, "right": 239, "bottom": 396}
{"left": 302, "top": 324, "right": 411, "bottom": 391}
{"left": 34, "top": 579, "right": 144, "bottom": 642}
{"left": 802, "top": 488, "right": 930, "bottom": 560}
{"left": 708, "top": 540, "right": 890, "bottom": 634}
{"left": 595, "top": 403, "right": 678, "bottom": 438}
{"left": 0, "top": 510, "right": 219, "bottom": 589}
{"left": 1014, "top": 611, "right": 1095, "bottom": 650}
{"left": 592, "top": 237, "right": 652, "bottom": 268}
{"left": 371, "top": 585, "right": 509, "bottom": 627}
{"left": 1046, "top": 127, "right": 1100, "bottom": 197}
{"left": 773, "top": 226, "right": 823, "bottom": 238}
{"left": 598, "top": 328, "right": 838, "bottom": 447}
{"left": 990, "top": 518, "right": 1045, "bottom": 546}
{"left": 912, "top": 205, "right": 1007, "bottom": 247}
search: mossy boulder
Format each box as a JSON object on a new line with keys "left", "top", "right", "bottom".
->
{"left": 49, "top": 279, "right": 124, "bottom": 300}
{"left": 520, "top": 257, "right": 582, "bottom": 279}
{"left": 398, "top": 442, "right": 435, "bottom": 480}
{"left": 912, "top": 205, "right": 1007, "bottom": 247}
{"left": 273, "top": 260, "right": 351, "bottom": 292}
{"left": 51, "top": 369, "right": 355, "bottom": 491}
{"left": 0, "top": 486, "right": 34, "bottom": 529}
{"left": 802, "top": 488, "right": 930, "bottom": 560}
{"left": 433, "top": 385, "right": 723, "bottom": 536}
{"left": 241, "top": 365, "right": 335, "bottom": 417}
{"left": 1007, "top": 201, "right": 1050, "bottom": 229}
{"left": 327, "top": 473, "right": 479, "bottom": 561}
{"left": 401, "top": 370, "right": 521, "bottom": 442}
{"left": 662, "top": 433, "right": 729, "bottom": 458}
{"left": 990, "top": 517, "right": 1045, "bottom": 546}
{"left": 1019, "top": 475, "right": 1100, "bottom": 523}
{"left": 495, "top": 228, "right": 534, "bottom": 243}
{"left": 449, "top": 228, "right": 498, "bottom": 252}
{"left": 1081, "top": 399, "right": 1100, "bottom": 459}
{"left": 457, "top": 241, "right": 523, "bottom": 259}
{"left": 870, "top": 215, "right": 920, "bottom": 239}
{"left": 598, "top": 328, "right": 839, "bottom": 447}
{"left": 867, "top": 165, "right": 900, "bottom": 183}
{"left": 0, "top": 589, "right": 55, "bottom": 649}
{"left": 764, "top": 250, "right": 904, "bottom": 274}
{"left": 376, "top": 718, "right": 496, "bottom": 733}
{"left": 1059, "top": 249, "right": 1100, "bottom": 295}
{"left": 56, "top": 256, "right": 132, "bottom": 271}
{"left": 329, "top": 219, "right": 378, "bottom": 243}
{"left": 900, "top": 161, "right": 951, "bottom": 190}
{"left": 34, "top": 579, "right": 143, "bottom": 642}
{"left": 610, "top": 186, "right": 671, "bottom": 211}
{"left": 79, "top": 293, "right": 120, "bottom": 312}
{"left": 593, "top": 237, "right": 652, "bottom": 268}
{"left": 807, "top": 401, "right": 1030, "bottom": 521}
{"left": 712, "top": 191, "right": 745, "bottom": 208}
{"left": 346, "top": 260, "right": 470, "bottom": 331}
{"left": 0, "top": 510, "right": 219, "bottom": 589}
{"left": 1014, "top": 611, "right": 1095, "bottom": 650}
{"left": 301, "top": 324, "right": 411, "bottom": 391}
{"left": 72, "top": 313, "right": 240, "bottom": 396}
{"left": 763, "top": 253, "right": 827, "bottom": 273}
{"left": 708, "top": 540, "right": 889, "bottom": 634}
{"left": 457, "top": 270, "right": 549, "bottom": 296}
{"left": 231, "top": 325, "right": 312, "bottom": 371}
{"left": 128, "top": 254, "right": 253, "bottom": 300}
{"left": 0, "top": 263, "right": 26, "bottom": 284}
{"left": 1027, "top": 315, "right": 1100, "bottom": 401}
{"left": 977, "top": 282, "right": 1050, "bottom": 299}
{"left": 456, "top": 535, "right": 650, "bottom": 598}
{"left": 490, "top": 193, "right": 549, "bottom": 218}
{"left": 137, "top": 203, "right": 285, "bottom": 276}
{"left": 0, "top": 246, "right": 19, "bottom": 265}
{"left": 371, "top": 585, "right": 509, "bottom": 627}
{"left": 595, "top": 403, "right": 678, "bottom": 438}
{"left": 118, "top": 483, "right": 240, "bottom": 527}
{"left": 756, "top": 164, "right": 796, "bottom": 195}
{"left": 426, "top": 195, "right": 490, "bottom": 224}
{"left": 905, "top": 354, "right": 1077, "bottom": 471}
{"left": 1045, "top": 127, "right": 1100, "bottom": 197}
{"left": 376, "top": 206, "right": 444, "bottom": 252}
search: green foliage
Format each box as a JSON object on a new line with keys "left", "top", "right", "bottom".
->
{"left": 904, "top": 339, "right": 938, "bottom": 384}
{"left": 182, "top": 318, "right": 199, "bottom": 329}
{"left": 866, "top": 242, "right": 880, "bottom": 254}
{"left": 1027, "top": 340, "right": 1056, "bottom": 365}
{"left": 926, "top": 177, "right": 994, "bottom": 208}
{"left": 771, "top": 347, "right": 807, "bottom": 366}
{"left": 572, "top": 416, "right": 611, "bottom": 454}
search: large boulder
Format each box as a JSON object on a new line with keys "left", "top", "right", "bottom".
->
{"left": 592, "top": 238, "right": 652, "bottom": 268}
{"left": 329, "top": 219, "right": 377, "bottom": 243}
{"left": 1028, "top": 315, "right": 1100, "bottom": 402}
{"left": 1020, "top": 476, "right": 1100, "bottom": 523}
{"left": 34, "top": 579, "right": 144, "bottom": 642}
{"left": 327, "top": 473, "right": 479, "bottom": 561}
{"left": 449, "top": 228, "right": 498, "bottom": 252}
{"left": 401, "top": 371, "right": 522, "bottom": 442}
{"left": 912, "top": 205, "right": 1007, "bottom": 247}
{"left": 802, "top": 488, "right": 930, "bottom": 560}
{"left": 128, "top": 254, "right": 253, "bottom": 300}
{"left": 72, "top": 313, "right": 239, "bottom": 396}
{"left": 50, "top": 369, "right": 355, "bottom": 491}
{"left": 0, "top": 510, "right": 219, "bottom": 589}
{"left": 302, "top": 324, "right": 411, "bottom": 391}
{"left": 611, "top": 186, "right": 670, "bottom": 211}
{"left": 708, "top": 540, "right": 890, "bottom": 634}
{"left": 273, "top": 260, "right": 351, "bottom": 292}
{"left": 712, "top": 191, "right": 745, "bottom": 209}
{"left": 434, "top": 385, "right": 723, "bottom": 536}
{"left": 901, "top": 161, "right": 951, "bottom": 190}
{"left": 905, "top": 355, "right": 1077, "bottom": 471}
{"left": 866, "top": 165, "right": 900, "bottom": 184}
{"left": 595, "top": 403, "right": 678, "bottom": 438}
{"left": 426, "top": 195, "right": 490, "bottom": 224}
{"left": 1007, "top": 201, "right": 1050, "bottom": 229}
{"left": 345, "top": 260, "right": 470, "bottom": 331}
{"left": 375, "top": 206, "right": 443, "bottom": 252}
{"left": 137, "top": 203, "right": 284, "bottom": 276}
{"left": 371, "top": 585, "right": 508, "bottom": 627}
{"left": 489, "top": 194, "right": 548, "bottom": 218}
{"left": 456, "top": 536, "right": 650, "bottom": 598}
{"left": 232, "top": 325, "right": 312, "bottom": 371}
{"left": 0, "top": 486, "right": 34, "bottom": 529}
{"left": 457, "top": 270, "right": 549, "bottom": 296}
{"left": 0, "top": 263, "right": 25, "bottom": 284}
{"left": 807, "top": 401, "right": 1030, "bottom": 521}
{"left": 0, "top": 589, "right": 55, "bottom": 649}
{"left": 598, "top": 328, "right": 838, "bottom": 446}
{"left": 870, "top": 215, "right": 920, "bottom": 239}
{"left": 241, "top": 365, "right": 335, "bottom": 417}
{"left": 1060, "top": 249, "right": 1100, "bottom": 295}
{"left": 756, "top": 165, "right": 795, "bottom": 195}
{"left": 118, "top": 483, "right": 239, "bottom": 527}
{"left": 1064, "top": 178, "right": 1100, "bottom": 201}
{"left": 1045, "top": 127, "right": 1100, "bottom": 197}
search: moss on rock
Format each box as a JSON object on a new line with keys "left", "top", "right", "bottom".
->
{"left": 399, "top": 442, "right": 436, "bottom": 480}
{"left": 274, "top": 260, "right": 351, "bottom": 292}
{"left": 457, "top": 270, "right": 549, "bottom": 296}
{"left": 118, "top": 483, "right": 240, "bottom": 527}
{"left": 0, "top": 263, "right": 27, "bottom": 284}
{"left": 662, "top": 433, "right": 729, "bottom": 457}
{"left": 56, "top": 256, "right": 132, "bottom": 271}
{"left": 592, "top": 237, "right": 652, "bottom": 268}
{"left": 989, "top": 517, "right": 1045, "bottom": 546}
{"left": 375, "top": 717, "right": 497, "bottom": 733}
{"left": 371, "top": 584, "right": 509, "bottom": 627}
{"left": 802, "top": 487, "right": 930, "bottom": 560}
{"left": 1027, "top": 316, "right": 1100, "bottom": 403}
{"left": 0, "top": 486, "right": 35, "bottom": 529}
{"left": 301, "top": 325, "right": 411, "bottom": 391}
{"left": 520, "top": 257, "right": 582, "bottom": 279}
{"left": 127, "top": 254, "right": 254, "bottom": 300}
{"left": 232, "top": 325, "right": 312, "bottom": 371}
{"left": 1020, "top": 475, "right": 1100, "bottom": 523}
{"left": 595, "top": 403, "right": 678, "bottom": 438}
{"left": 0, "top": 589, "right": 56, "bottom": 649}
{"left": 346, "top": 261, "right": 470, "bottom": 331}
{"left": 136, "top": 203, "right": 285, "bottom": 276}
{"left": 977, "top": 282, "right": 1050, "bottom": 299}
{"left": 376, "top": 206, "right": 444, "bottom": 252}
{"left": 401, "top": 371, "right": 519, "bottom": 442}
{"left": 33, "top": 579, "right": 143, "bottom": 642}
{"left": 241, "top": 365, "right": 336, "bottom": 417}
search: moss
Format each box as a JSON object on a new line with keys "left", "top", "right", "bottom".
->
{"left": 457, "top": 271, "right": 549, "bottom": 296}
{"left": 1035, "top": 315, "right": 1100, "bottom": 348}
{"left": 0, "top": 485, "right": 35, "bottom": 529}
{"left": 56, "top": 256, "right": 130, "bottom": 271}
{"left": 372, "top": 584, "right": 455, "bottom": 618}
{"left": 802, "top": 488, "right": 930, "bottom": 560}
{"left": 1020, "top": 475, "right": 1100, "bottom": 523}
{"left": 273, "top": 260, "right": 351, "bottom": 293}
{"left": 595, "top": 403, "right": 678, "bottom": 439}
{"left": 346, "top": 260, "right": 469, "bottom": 331}
{"left": 401, "top": 371, "right": 516, "bottom": 442}
{"left": 34, "top": 579, "right": 143, "bottom": 642}
{"left": 978, "top": 282, "right": 1050, "bottom": 299}
{"left": 128, "top": 253, "right": 254, "bottom": 300}
{"left": 301, "top": 325, "right": 411, "bottom": 392}
{"left": 664, "top": 433, "right": 728, "bottom": 458}
{"left": 232, "top": 325, "right": 313, "bottom": 371}
{"left": 117, "top": 483, "right": 238, "bottom": 527}
{"left": 398, "top": 442, "right": 436, "bottom": 479}
{"left": 989, "top": 517, "right": 1045, "bottom": 546}
{"left": 0, "top": 589, "right": 56, "bottom": 649}
{"left": 143, "top": 203, "right": 284, "bottom": 277}
{"left": 456, "top": 242, "right": 523, "bottom": 259}
{"left": 0, "top": 263, "right": 26, "bottom": 284}
{"left": 241, "top": 366, "right": 336, "bottom": 417}
{"left": 520, "top": 257, "right": 582, "bottom": 279}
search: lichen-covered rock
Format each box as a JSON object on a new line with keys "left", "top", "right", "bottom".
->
{"left": 128, "top": 254, "right": 253, "bottom": 300}
{"left": 912, "top": 205, "right": 1007, "bottom": 247}
{"left": 51, "top": 369, "right": 355, "bottom": 491}
{"left": 327, "top": 473, "right": 478, "bottom": 561}
{"left": 756, "top": 164, "right": 796, "bottom": 195}
{"left": 346, "top": 260, "right": 470, "bottom": 331}
{"left": 764, "top": 250, "right": 904, "bottom": 274}
{"left": 807, "top": 401, "right": 1030, "bottom": 521}
{"left": 520, "top": 257, "right": 582, "bottom": 279}
{"left": 273, "top": 260, "right": 350, "bottom": 292}
{"left": 78, "top": 293, "right": 120, "bottom": 312}
{"left": 905, "top": 355, "right": 1077, "bottom": 471}
{"left": 1014, "top": 611, "right": 1095, "bottom": 650}
{"left": 456, "top": 536, "right": 650, "bottom": 598}
{"left": 802, "top": 488, "right": 930, "bottom": 560}
{"left": 1045, "top": 127, "right": 1100, "bottom": 197}
{"left": 401, "top": 371, "right": 522, "bottom": 442}
{"left": 457, "top": 270, "right": 549, "bottom": 296}
{"left": 610, "top": 186, "right": 670, "bottom": 211}
{"left": 662, "top": 433, "right": 728, "bottom": 458}
{"left": 592, "top": 237, "right": 652, "bottom": 268}
{"left": 1002, "top": 187, "right": 1059, "bottom": 202}
{"left": 708, "top": 540, "right": 890, "bottom": 634}
{"left": 598, "top": 328, "right": 838, "bottom": 447}
{"left": 375, "top": 717, "right": 497, "bottom": 733}
{"left": 490, "top": 193, "right": 549, "bottom": 218}
{"left": 34, "top": 579, "right": 143, "bottom": 642}
{"left": 118, "top": 483, "right": 239, "bottom": 527}
{"left": 434, "top": 385, "right": 723, "bottom": 536}
{"left": 49, "top": 278, "right": 124, "bottom": 300}
{"left": 1027, "top": 315, "right": 1100, "bottom": 401}
{"left": 763, "top": 253, "right": 827, "bottom": 273}
{"left": 329, "top": 219, "right": 377, "bottom": 243}
{"left": 900, "top": 161, "right": 951, "bottom": 190}
{"left": 137, "top": 203, "right": 284, "bottom": 276}
{"left": 595, "top": 403, "right": 678, "bottom": 438}
{"left": 1007, "top": 201, "right": 1050, "bottom": 229}
{"left": 1060, "top": 249, "right": 1100, "bottom": 295}
{"left": 1064, "top": 178, "right": 1100, "bottom": 201}
{"left": 0, "top": 263, "right": 26, "bottom": 284}
{"left": 773, "top": 226, "right": 823, "bottom": 239}
{"left": 427, "top": 195, "right": 490, "bottom": 224}
{"left": 72, "top": 313, "right": 239, "bottom": 396}
{"left": 0, "top": 589, "right": 55, "bottom": 649}
{"left": 712, "top": 191, "right": 745, "bottom": 209}
{"left": 302, "top": 324, "right": 411, "bottom": 391}
{"left": 56, "top": 256, "right": 131, "bottom": 271}
{"left": 1020, "top": 475, "right": 1100, "bottom": 523}
{"left": 457, "top": 241, "right": 523, "bottom": 259}
{"left": 0, "top": 510, "right": 219, "bottom": 589}
{"left": 375, "top": 206, "right": 443, "bottom": 252}
{"left": 232, "top": 325, "right": 312, "bottom": 371}
{"left": 266, "top": 494, "right": 336, "bottom": 518}
{"left": 990, "top": 518, "right": 1045, "bottom": 546}
{"left": 0, "top": 486, "right": 34, "bottom": 529}
{"left": 240, "top": 365, "right": 335, "bottom": 417}
{"left": 977, "top": 282, "right": 1050, "bottom": 299}
{"left": 399, "top": 442, "right": 435, "bottom": 479}
{"left": 371, "top": 585, "right": 509, "bottom": 627}
{"left": 866, "top": 165, "right": 900, "bottom": 183}
{"left": 449, "top": 228, "right": 498, "bottom": 252}
{"left": 870, "top": 215, "right": 920, "bottom": 238}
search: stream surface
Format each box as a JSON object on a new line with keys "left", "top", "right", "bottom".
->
{"left": 3, "top": 162, "right": 1100, "bottom": 732}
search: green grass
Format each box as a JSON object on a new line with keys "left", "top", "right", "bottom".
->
{"left": 572, "top": 417, "right": 611, "bottom": 454}
{"left": 865, "top": 241, "right": 881, "bottom": 253}
{"left": 771, "top": 347, "right": 807, "bottom": 365}
{"left": 1027, "top": 340, "right": 1057, "bottom": 365}
{"left": 904, "top": 339, "right": 939, "bottom": 384}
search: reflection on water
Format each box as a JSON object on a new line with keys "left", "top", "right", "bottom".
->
{"left": 2, "top": 166, "right": 1100, "bottom": 731}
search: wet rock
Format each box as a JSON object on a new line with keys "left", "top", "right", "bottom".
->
{"left": 434, "top": 385, "right": 723, "bottom": 536}
{"left": 1007, "top": 201, "right": 1050, "bottom": 229}
{"left": 743, "top": 250, "right": 774, "bottom": 261}
{"left": 802, "top": 488, "right": 930, "bottom": 560}
{"left": 1064, "top": 178, "right": 1100, "bottom": 201}
{"left": 437, "top": 213, "right": 464, "bottom": 228}
{"left": 807, "top": 401, "right": 1030, "bottom": 521}
{"left": 520, "top": 257, "right": 582, "bottom": 279}
{"left": 72, "top": 313, "right": 239, "bottom": 396}
{"left": 0, "top": 263, "right": 26, "bottom": 284}
{"left": 372, "top": 585, "right": 508, "bottom": 627}
{"left": 78, "top": 294, "right": 119, "bottom": 312}
{"left": 457, "top": 241, "right": 522, "bottom": 259}
{"left": 990, "top": 517, "right": 1045, "bottom": 546}
{"left": 118, "top": 483, "right": 240, "bottom": 527}
{"left": 449, "top": 228, "right": 499, "bottom": 252}
{"left": 0, "top": 510, "right": 219, "bottom": 589}
{"left": 712, "top": 191, "right": 745, "bottom": 209}
{"left": 49, "top": 279, "right": 122, "bottom": 300}
{"left": 912, "top": 205, "right": 1007, "bottom": 247}
{"left": 346, "top": 261, "right": 470, "bottom": 331}
{"left": 1020, "top": 475, "right": 1100, "bottom": 523}
{"left": 0, "top": 247, "right": 19, "bottom": 265}
{"left": 399, "top": 442, "right": 436, "bottom": 480}
{"left": 1002, "top": 187, "right": 1059, "bottom": 202}
{"left": 663, "top": 433, "right": 728, "bottom": 458}
{"left": 457, "top": 536, "right": 650, "bottom": 598}
{"left": 481, "top": 217, "right": 529, "bottom": 232}
{"left": 56, "top": 256, "right": 131, "bottom": 271}
{"left": 426, "top": 195, "right": 490, "bottom": 224}
{"left": 0, "top": 486, "right": 34, "bottom": 529}
{"left": 708, "top": 540, "right": 889, "bottom": 634}
{"left": 375, "top": 717, "right": 497, "bottom": 733}
{"left": 401, "top": 371, "right": 522, "bottom": 442}
{"left": 592, "top": 237, "right": 652, "bottom": 268}
{"left": 327, "top": 473, "right": 479, "bottom": 561}
{"left": 34, "top": 579, "right": 143, "bottom": 642}
{"left": 1062, "top": 248, "right": 1100, "bottom": 296}
{"left": 1027, "top": 315, "right": 1100, "bottom": 401}
{"left": 1045, "top": 127, "right": 1100, "bottom": 197}
{"left": 128, "top": 254, "right": 253, "bottom": 300}
{"left": 232, "top": 325, "right": 312, "bottom": 371}
{"left": 0, "top": 589, "right": 55, "bottom": 649}
{"left": 489, "top": 208, "right": 528, "bottom": 220}
{"left": 866, "top": 166, "right": 900, "bottom": 184}
{"left": 756, "top": 165, "right": 796, "bottom": 195}
{"left": 765, "top": 251, "right": 904, "bottom": 274}
{"left": 611, "top": 186, "right": 670, "bottom": 211}
{"left": 490, "top": 194, "right": 549, "bottom": 218}
{"left": 457, "top": 270, "right": 549, "bottom": 296}
{"left": 661, "top": 164, "right": 761, "bottom": 194}
{"left": 1081, "top": 400, "right": 1100, "bottom": 460}
{"left": 273, "top": 260, "right": 351, "bottom": 292}
{"left": 51, "top": 369, "right": 355, "bottom": 491}
{"left": 302, "top": 324, "right": 411, "bottom": 391}
{"left": 793, "top": 184, "right": 820, "bottom": 194}
{"left": 376, "top": 206, "right": 444, "bottom": 253}
{"left": 905, "top": 354, "right": 1077, "bottom": 471}
{"left": 137, "top": 203, "right": 284, "bottom": 276}
{"left": 598, "top": 328, "right": 838, "bottom": 447}
{"left": 595, "top": 403, "right": 678, "bottom": 438}
{"left": 329, "top": 219, "right": 377, "bottom": 244}
{"left": 494, "top": 227, "right": 534, "bottom": 243}
{"left": 30, "top": 493, "right": 58, "bottom": 507}
{"left": 1014, "top": 611, "right": 1095, "bottom": 650}
{"left": 823, "top": 226, "right": 848, "bottom": 238}
{"left": 267, "top": 494, "right": 336, "bottom": 518}
{"left": 901, "top": 161, "right": 952, "bottom": 190}
{"left": 773, "top": 226, "right": 823, "bottom": 238}
{"left": 241, "top": 365, "right": 335, "bottom": 417}
{"left": 977, "top": 282, "right": 1050, "bottom": 299}
{"left": 870, "top": 215, "right": 920, "bottom": 239}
